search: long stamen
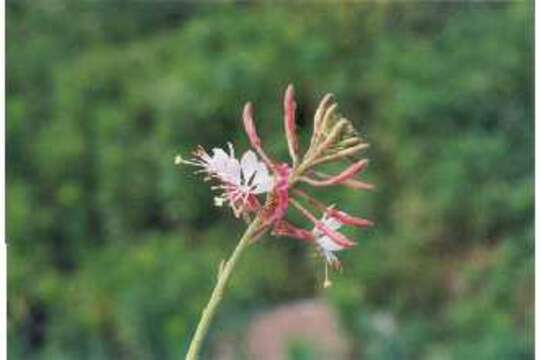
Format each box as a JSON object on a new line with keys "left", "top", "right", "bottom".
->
{"left": 323, "top": 262, "right": 332, "bottom": 288}
{"left": 174, "top": 154, "right": 199, "bottom": 166}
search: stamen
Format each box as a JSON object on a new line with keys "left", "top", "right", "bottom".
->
{"left": 214, "top": 197, "right": 226, "bottom": 207}
{"left": 174, "top": 155, "right": 182, "bottom": 165}
{"left": 323, "top": 262, "right": 332, "bottom": 288}
{"left": 174, "top": 154, "right": 198, "bottom": 166}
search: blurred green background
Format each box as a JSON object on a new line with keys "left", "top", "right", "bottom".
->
{"left": 7, "top": 1, "right": 533, "bottom": 359}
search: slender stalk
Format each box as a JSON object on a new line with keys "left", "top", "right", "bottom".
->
{"left": 185, "top": 217, "right": 263, "bottom": 360}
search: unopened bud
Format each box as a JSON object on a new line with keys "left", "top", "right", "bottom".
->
{"left": 242, "top": 102, "right": 273, "bottom": 167}
{"left": 284, "top": 84, "right": 299, "bottom": 166}
{"left": 311, "top": 94, "right": 334, "bottom": 147}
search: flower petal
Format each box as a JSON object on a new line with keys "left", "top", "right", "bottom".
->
{"left": 211, "top": 148, "right": 241, "bottom": 185}
{"left": 252, "top": 165, "right": 273, "bottom": 193}
{"left": 317, "top": 235, "right": 346, "bottom": 252}
{"left": 240, "top": 150, "right": 259, "bottom": 183}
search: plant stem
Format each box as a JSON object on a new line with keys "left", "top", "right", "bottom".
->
{"left": 185, "top": 217, "right": 263, "bottom": 360}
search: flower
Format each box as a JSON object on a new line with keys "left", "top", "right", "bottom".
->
{"left": 176, "top": 143, "right": 272, "bottom": 218}
{"left": 176, "top": 84, "right": 374, "bottom": 285}
{"left": 313, "top": 213, "right": 352, "bottom": 268}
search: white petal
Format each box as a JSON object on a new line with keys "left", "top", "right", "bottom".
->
{"left": 209, "top": 148, "right": 228, "bottom": 172}
{"left": 316, "top": 235, "right": 346, "bottom": 252}
{"left": 209, "top": 148, "right": 241, "bottom": 185}
{"left": 252, "top": 165, "right": 273, "bottom": 193}
{"left": 313, "top": 213, "right": 345, "bottom": 258}
{"left": 211, "top": 148, "right": 229, "bottom": 161}
{"left": 240, "top": 150, "right": 259, "bottom": 183}
{"left": 224, "top": 158, "right": 241, "bottom": 185}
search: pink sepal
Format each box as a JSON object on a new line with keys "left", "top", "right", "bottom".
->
{"left": 272, "top": 220, "right": 314, "bottom": 242}
{"left": 326, "top": 209, "right": 373, "bottom": 228}
{"left": 321, "top": 159, "right": 368, "bottom": 185}
{"left": 261, "top": 163, "right": 291, "bottom": 225}
{"left": 315, "top": 222, "right": 356, "bottom": 248}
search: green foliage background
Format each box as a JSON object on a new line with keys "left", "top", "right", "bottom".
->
{"left": 8, "top": 2, "right": 533, "bottom": 359}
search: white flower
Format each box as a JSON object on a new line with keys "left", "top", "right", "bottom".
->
{"left": 178, "top": 143, "right": 273, "bottom": 217}
{"left": 313, "top": 213, "right": 345, "bottom": 266}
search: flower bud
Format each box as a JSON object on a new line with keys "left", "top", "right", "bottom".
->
{"left": 284, "top": 84, "right": 299, "bottom": 166}
{"left": 311, "top": 93, "right": 334, "bottom": 146}
{"left": 243, "top": 102, "right": 272, "bottom": 166}
{"left": 272, "top": 221, "right": 314, "bottom": 241}
{"left": 301, "top": 159, "right": 369, "bottom": 187}
{"left": 243, "top": 102, "right": 261, "bottom": 148}
{"left": 326, "top": 209, "right": 373, "bottom": 228}
{"left": 341, "top": 179, "right": 375, "bottom": 191}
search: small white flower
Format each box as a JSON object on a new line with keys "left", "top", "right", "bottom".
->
{"left": 313, "top": 214, "right": 345, "bottom": 266}
{"left": 180, "top": 143, "right": 273, "bottom": 217}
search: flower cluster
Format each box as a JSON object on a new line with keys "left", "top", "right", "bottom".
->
{"left": 176, "top": 84, "right": 373, "bottom": 285}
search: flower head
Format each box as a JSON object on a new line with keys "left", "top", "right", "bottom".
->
{"left": 176, "top": 84, "right": 373, "bottom": 285}
{"left": 176, "top": 143, "right": 272, "bottom": 218}
{"left": 313, "top": 213, "right": 354, "bottom": 269}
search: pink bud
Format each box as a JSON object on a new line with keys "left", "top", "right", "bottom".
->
{"left": 243, "top": 102, "right": 261, "bottom": 148}
{"left": 283, "top": 84, "right": 299, "bottom": 164}
{"left": 341, "top": 179, "right": 375, "bottom": 191}
{"left": 242, "top": 102, "right": 273, "bottom": 167}
{"left": 303, "top": 160, "right": 369, "bottom": 187}
{"left": 272, "top": 220, "right": 314, "bottom": 242}
{"left": 326, "top": 209, "right": 373, "bottom": 228}
{"left": 315, "top": 222, "right": 356, "bottom": 248}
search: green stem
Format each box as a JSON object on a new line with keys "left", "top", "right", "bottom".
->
{"left": 185, "top": 217, "right": 263, "bottom": 360}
